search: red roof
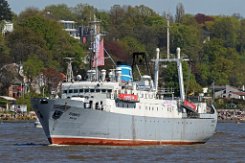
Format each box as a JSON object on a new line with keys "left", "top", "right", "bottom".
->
{"left": 231, "top": 92, "right": 245, "bottom": 96}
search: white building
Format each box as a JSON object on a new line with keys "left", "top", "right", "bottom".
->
{"left": 214, "top": 85, "right": 245, "bottom": 100}
{"left": 58, "top": 20, "right": 80, "bottom": 40}
{"left": 2, "top": 20, "right": 13, "bottom": 36}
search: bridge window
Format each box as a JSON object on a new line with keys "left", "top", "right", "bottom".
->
{"left": 74, "top": 89, "right": 78, "bottom": 93}
{"left": 69, "top": 89, "right": 73, "bottom": 93}
{"left": 96, "top": 89, "right": 100, "bottom": 92}
{"left": 84, "top": 89, "right": 89, "bottom": 93}
{"left": 63, "top": 90, "right": 67, "bottom": 94}
{"left": 90, "top": 89, "right": 95, "bottom": 93}
{"left": 79, "top": 89, "right": 83, "bottom": 93}
{"left": 107, "top": 89, "right": 112, "bottom": 93}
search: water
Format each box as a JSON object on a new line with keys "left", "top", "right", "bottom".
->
{"left": 0, "top": 122, "right": 244, "bottom": 163}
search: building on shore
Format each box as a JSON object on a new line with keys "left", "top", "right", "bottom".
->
{"left": 58, "top": 20, "right": 80, "bottom": 40}
{"left": 0, "top": 96, "right": 16, "bottom": 112}
{"left": 1, "top": 20, "right": 14, "bottom": 36}
{"left": 213, "top": 85, "right": 245, "bottom": 100}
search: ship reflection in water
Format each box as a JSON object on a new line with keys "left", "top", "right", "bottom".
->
{"left": 0, "top": 122, "right": 244, "bottom": 162}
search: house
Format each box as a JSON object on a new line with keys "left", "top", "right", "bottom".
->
{"left": 0, "top": 63, "right": 25, "bottom": 98}
{"left": 214, "top": 85, "right": 245, "bottom": 100}
{"left": 0, "top": 96, "right": 16, "bottom": 112}
{"left": 58, "top": 20, "right": 80, "bottom": 40}
{"left": 8, "top": 84, "right": 23, "bottom": 98}
{"left": 1, "top": 20, "right": 13, "bottom": 36}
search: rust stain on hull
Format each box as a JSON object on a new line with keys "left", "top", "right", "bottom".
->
{"left": 49, "top": 137, "right": 205, "bottom": 146}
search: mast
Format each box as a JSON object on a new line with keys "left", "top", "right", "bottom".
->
{"left": 154, "top": 48, "right": 160, "bottom": 92}
{"left": 65, "top": 57, "right": 74, "bottom": 82}
{"left": 176, "top": 48, "right": 185, "bottom": 101}
{"left": 167, "top": 16, "right": 170, "bottom": 59}
{"left": 152, "top": 47, "right": 188, "bottom": 101}
{"left": 89, "top": 16, "right": 101, "bottom": 81}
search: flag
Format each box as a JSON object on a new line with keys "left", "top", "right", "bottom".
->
{"left": 93, "top": 34, "right": 104, "bottom": 67}
{"left": 82, "top": 36, "right": 86, "bottom": 44}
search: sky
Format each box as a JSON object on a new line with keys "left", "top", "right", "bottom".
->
{"left": 6, "top": 0, "right": 245, "bottom": 17}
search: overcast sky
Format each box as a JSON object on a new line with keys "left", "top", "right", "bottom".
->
{"left": 7, "top": 0, "right": 245, "bottom": 17}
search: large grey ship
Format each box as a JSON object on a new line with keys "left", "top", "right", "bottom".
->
{"left": 31, "top": 20, "right": 217, "bottom": 146}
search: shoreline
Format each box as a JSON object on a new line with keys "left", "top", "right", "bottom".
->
{"left": 218, "top": 120, "right": 244, "bottom": 123}
{"left": 1, "top": 111, "right": 244, "bottom": 123}
{"left": 0, "top": 112, "right": 37, "bottom": 122}
{"left": 1, "top": 119, "right": 35, "bottom": 123}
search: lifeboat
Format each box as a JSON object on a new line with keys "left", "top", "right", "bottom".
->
{"left": 183, "top": 100, "right": 197, "bottom": 112}
{"left": 116, "top": 93, "right": 139, "bottom": 103}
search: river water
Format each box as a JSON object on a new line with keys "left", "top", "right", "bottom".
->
{"left": 0, "top": 122, "right": 244, "bottom": 163}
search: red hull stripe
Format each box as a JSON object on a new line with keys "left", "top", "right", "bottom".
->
{"left": 49, "top": 137, "right": 204, "bottom": 146}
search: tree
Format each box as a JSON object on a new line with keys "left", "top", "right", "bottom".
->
{"left": 23, "top": 55, "right": 44, "bottom": 85}
{"left": 7, "top": 9, "right": 84, "bottom": 71}
{"left": 105, "top": 40, "right": 128, "bottom": 62}
{"left": 170, "top": 22, "right": 202, "bottom": 63}
{"left": 6, "top": 25, "right": 47, "bottom": 63}
{"left": 0, "top": 0, "right": 12, "bottom": 21}
{"left": 237, "top": 19, "right": 245, "bottom": 53}
{"left": 42, "top": 68, "right": 64, "bottom": 93}
{"left": 195, "top": 13, "right": 214, "bottom": 24}
{"left": 44, "top": 4, "right": 76, "bottom": 21}
{"left": 0, "top": 63, "right": 22, "bottom": 95}
{"left": 175, "top": 3, "right": 185, "bottom": 23}
{"left": 210, "top": 56, "right": 233, "bottom": 85}
{"left": 0, "top": 34, "right": 10, "bottom": 66}
{"left": 211, "top": 17, "right": 239, "bottom": 48}
{"left": 200, "top": 39, "right": 236, "bottom": 85}
{"left": 72, "top": 4, "right": 97, "bottom": 24}
{"left": 121, "top": 36, "right": 145, "bottom": 56}
{"left": 229, "top": 57, "right": 245, "bottom": 86}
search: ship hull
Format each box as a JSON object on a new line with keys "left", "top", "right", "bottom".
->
{"left": 32, "top": 98, "right": 217, "bottom": 146}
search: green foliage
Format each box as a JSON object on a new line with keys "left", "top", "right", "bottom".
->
{"left": 19, "top": 13, "right": 63, "bottom": 50}
{"left": 163, "top": 62, "right": 201, "bottom": 96}
{"left": 210, "top": 56, "right": 233, "bottom": 85}
{"left": 16, "top": 92, "right": 42, "bottom": 111}
{"left": 2, "top": 3, "right": 245, "bottom": 98}
{"left": 0, "top": 34, "right": 10, "bottom": 66}
{"left": 71, "top": 4, "right": 97, "bottom": 24}
{"left": 5, "top": 9, "right": 84, "bottom": 72}
{"left": 121, "top": 36, "right": 145, "bottom": 55}
{"left": 44, "top": 4, "right": 76, "bottom": 20}
{"left": 215, "top": 98, "right": 245, "bottom": 110}
{"left": 23, "top": 55, "right": 44, "bottom": 82}
{"left": 171, "top": 24, "right": 202, "bottom": 64}
{"left": 211, "top": 17, "right": 239, "bottom": 48}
